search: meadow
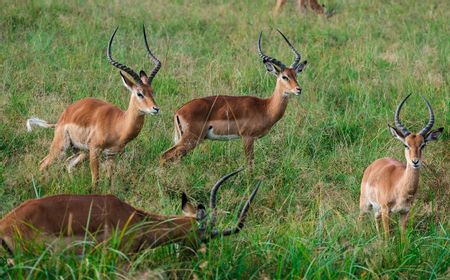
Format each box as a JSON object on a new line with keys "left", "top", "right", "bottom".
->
{"left": 0, "top": 0, "right": 449, "bottom": 279}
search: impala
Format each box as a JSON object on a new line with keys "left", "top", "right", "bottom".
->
{"left": 160, "top": 30, "right": 307, "bottom": 165}
{"left": 273, "top": 0, "right": 332, "bottom": 17}
{"left": 26, "top": 26, "right": 161, "bottom": 187}
{"left": 359, "top": 95, "right": 443, "bottom": 238}
{"left": 0, "top": 169, "right": 259, "bottom": 255}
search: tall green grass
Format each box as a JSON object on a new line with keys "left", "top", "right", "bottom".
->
{"left": 0, "top": 0, "right": 449, "bottom": 278}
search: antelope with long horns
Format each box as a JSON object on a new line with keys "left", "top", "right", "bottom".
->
{"left": 0, "top": 169, "right": 259, "bottom": 255}
{"left": 359, "top": 95, "right": 443, "bottom": 238}
{"left": 160, "top": 30, "right": 307, "bottom": 166}
{"left": 26, "top": 26, "right": 162, "bottom": 187}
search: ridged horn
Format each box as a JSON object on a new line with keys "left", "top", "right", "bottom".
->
{"left": 418, "top": 96, "right": 435, "bottom": 136}
{"left": 394, "top": 94, "right": 412, "bottom": 136}
{"left": 107, "top": 27, "right": 143, "bottom": 86}
{"left": 276, "top": 29, "right": 301, "bottom": 69}
{"left": 209, "top": 168, "right": 244, "bottom": 229}
{"left": 211, "top": 181, "right": 260, "bottom": 238}
{"left": 258, "top": 32, "right": 286, "bottom": 70}
{"left": 142, "top": 25, "right": 161, "bottom": 85}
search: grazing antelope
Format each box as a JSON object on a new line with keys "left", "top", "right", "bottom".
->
{"left": 26, "top": 26, "right": 161, "bottom": 187}
{"left": 273, "top": 0, "right": 333, "bottom": 17}
{"left": 359, "top": 95, "right": 444, "bottom": 238}
{"left": 0, "top": 169, "right": 259, "bottom": 255}
{"left": 160, "top": 30, "right": 307, "bottom": 165}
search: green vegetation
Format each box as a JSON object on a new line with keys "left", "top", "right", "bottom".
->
{"left": 0, "top": 0, "right": 449, "bottom": 278}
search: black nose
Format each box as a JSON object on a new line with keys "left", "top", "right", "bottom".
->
{"left": 296, "top": 87, "right": 302, "bottom": 93}
{"left": 412, "top": 160, "right": 419, "bottom": 165}
{"left": 153, "top": 107, "right": 159, "bottom": 112}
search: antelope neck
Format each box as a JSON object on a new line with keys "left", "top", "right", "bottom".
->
{"left": 399, "top": 164, "right": 420, "bottom": 196}
{"left": 142, "top": 215, "right": 197, "bottom": 248}
{"left": 266, "top": 85, "right": 289, "bottom": 124}
{"left": 120, "top": 98, "right": 145, "bottom": 143}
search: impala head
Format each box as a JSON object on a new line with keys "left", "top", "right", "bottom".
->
{"left": 258, "top": 30, "right": 307, "bottom": 96}
{"left": 389, "top": 94, "right": 444, "bottom": 169}
{"left": 180, "top": 168, "right": 260, "bottom": 243}
{"left": 107, "top": 26, "right": 161, "bottom": 115}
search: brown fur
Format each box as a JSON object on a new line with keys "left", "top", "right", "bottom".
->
{"left": 160, "top": 68, "right": 302, "bottom": 165}
{"left": 0, "top": 194, "right": 197, "bottom": 254}
{"left": 359, "top": 129, "right": 443, "bottom": 238}
{"left": 35, "top": 72, "right": 159, "bottom": 187}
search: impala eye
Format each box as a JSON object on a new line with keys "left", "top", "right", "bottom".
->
{"left": 403, "top": 144, "right": 409, "bottom": 150}
{"left": 282, "top": 76, "right": 289, "bottom": 81}
{"left": 137, "top": 92, "right": 144, "bottom": 99}
{"left": 420, "top": 144, "right": 426, "bottom": 150}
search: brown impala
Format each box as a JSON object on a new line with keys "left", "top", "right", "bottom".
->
{"left": 26, "top": 26, "right": 162, "bottom": 187}
{"left": 161, "top": 30, "right": 307, "bottom": 165}
{"left": 359, "top": 95, "right": 443, "bottom": 238}
{"left": 0, "top": 169, "right": 259, "bottom": 255}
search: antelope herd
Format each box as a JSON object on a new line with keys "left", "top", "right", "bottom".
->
{"left": 0, "top": 23, "right": 445, "bottom": 265}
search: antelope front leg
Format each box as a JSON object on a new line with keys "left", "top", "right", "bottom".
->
{"left": 89, "top": 148, "right": 101, "bottom": 188}
{"left": 381, "top": 207, "right": 390, "bottom": 239}
{"left": 243, "top": 137, "right": 255, "bottom": 167}
{"left": 399, "top": 211, "right": 409, "bottom": 241}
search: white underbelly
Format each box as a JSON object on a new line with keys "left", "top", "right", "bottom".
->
{"left": 65, "top": 124, "right": 91, "bottom": 150}
{"left": 206, "top": 128, "right": 240, "bottom": 141}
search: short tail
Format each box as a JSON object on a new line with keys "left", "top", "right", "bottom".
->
{"left": 26, "top": 117, "right": 56, "bottom": 132}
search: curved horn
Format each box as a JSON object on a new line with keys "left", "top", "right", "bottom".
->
{"left": 211, "top": 181, "right": 260, "bottom": 238}
{"left": 209, "top": 168, "right": 244, "bottom": 228}
{"left": 418, "top": 96, "right": 435, "bottom": 136}
{"left": 107, "top": 27, "right": 143, "bottom": 86}
{"left": 276, "top": 29, "right": 301, "bottom": 68}
{"left": 394, "top": 94, "right": 412, "bottom": 136}
{"left": 258, "top": 32, "right": 286, "bottom": 70}
{"left": 142, "top": 25, "right": 161, "bottom": 85}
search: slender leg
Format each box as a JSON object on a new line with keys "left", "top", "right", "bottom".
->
{"left": 374, "top": 212, "right": 381, "bottom": 235}
{"left": 399, "top": 211, "right": 409, "bottom": 241}
{"left": 89, "top": 148, "right": 101, "bottom": 187}
{"left": 381, "top": 207, "right": 390, "bottom": 239}
{"left": 66, "top": 152, "right": 88, "bottom": 173}
{"left": 273, "top": 0, "right": 287, "bottom": 16}
{"left": 39, "top": 128, "right": 68, "bottom": 170}
{"left": 243, "top": 137, "right": 255, "bottom": 167}
{"left": 358, "top": 190, "right": 370, "bottom": 222}
{"left": 160, "top": 129, "right": 206, "bottom": 166}
{"left": 105, "top": 156, "right": 115, "bottom": 187}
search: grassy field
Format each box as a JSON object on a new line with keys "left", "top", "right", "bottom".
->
{"left": 1, "top": 0, "right": 449, "bottom": 278}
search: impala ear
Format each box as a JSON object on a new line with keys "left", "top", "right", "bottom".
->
{"left": 139, "top": 70, "right": 148, "bottom": 84}
{"left": 196, "top": 204, "right": 207, "bottom": 221}
{"left": 295, "top": 60, "right": 307, "bottom": 73}
{"left": 264, "top": 62, "right": 282, "bottom": 76}
{"left": 119, "top": 72, "right": 135, "bottom": 93}
{"left": 181, "top": 193, "right": 196, "bottom": 217}
{"left": 425, "top": 127, "right": 444, "bottom": 142}
{"left": 388, "top": 124, "right": 406, "bottom": 143}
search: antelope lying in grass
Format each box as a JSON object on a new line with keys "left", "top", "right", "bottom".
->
{"left": 26, "top": 26, "right": 161, "bottom": 187}
{"left": 359, "top": 95, "right": 443, "bottom": 238}
{"left": 0, "top": 169, "right": 259, "bottom": 255}
{"left": 160, "top": 30, "right": 307, "bottom": 165}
